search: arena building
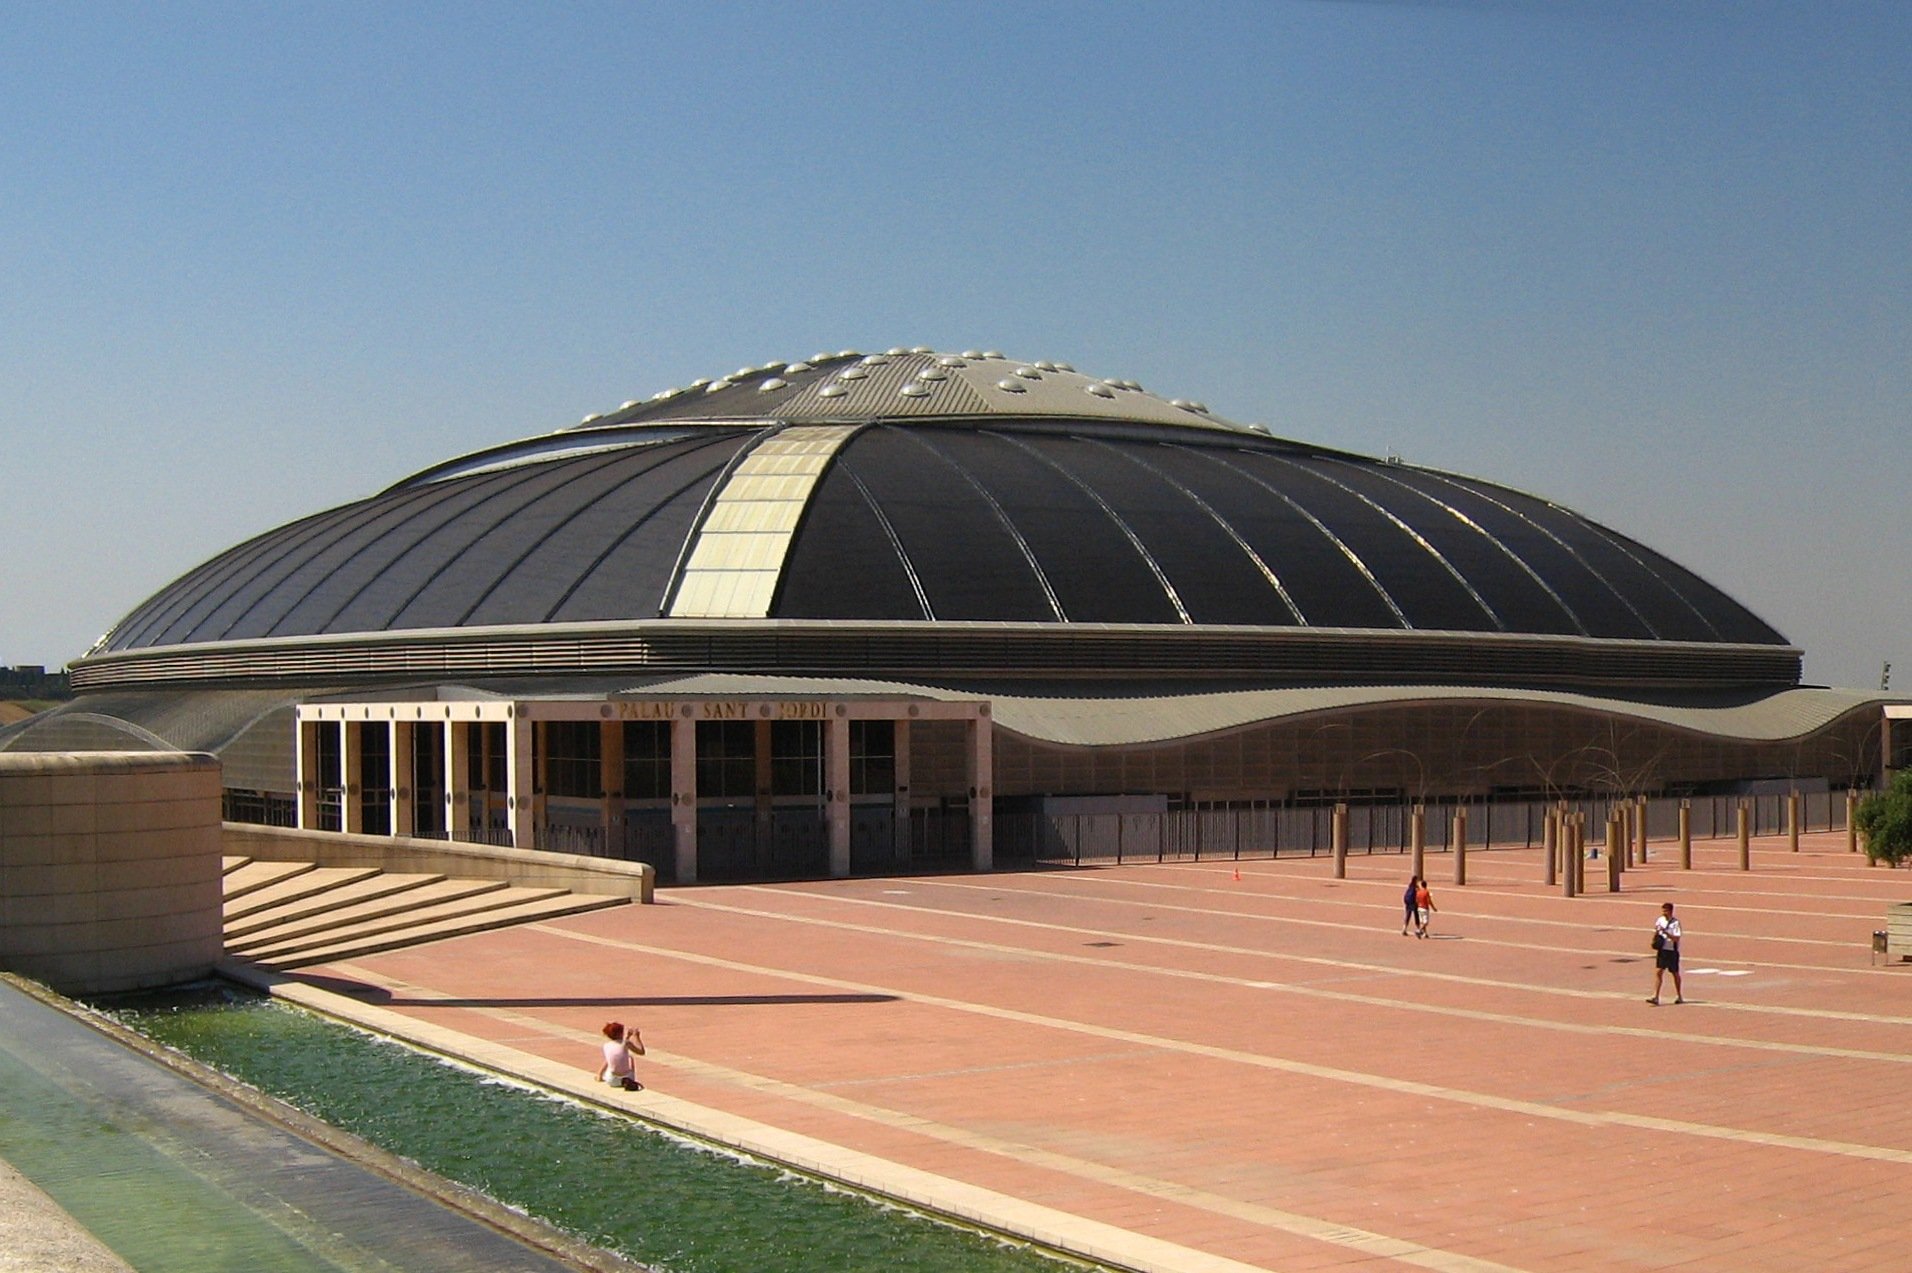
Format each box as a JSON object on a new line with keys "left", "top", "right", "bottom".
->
{"left": 6, "top": 348, "right": 1900, "bottom": 881}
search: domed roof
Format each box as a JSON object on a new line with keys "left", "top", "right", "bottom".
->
{"left": 90, "top": 349, "right": 1786, "bottom": 676}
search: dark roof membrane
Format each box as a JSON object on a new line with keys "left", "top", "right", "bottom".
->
{"left": 96, "top": 373, "right": 1785, "bottom": 655}
{"left": 774, "top": 425, "right": 1782, "bottom": 645}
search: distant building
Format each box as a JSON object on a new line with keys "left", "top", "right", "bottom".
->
{"left": 3, "top": 348, "right": 1896, "bottom": 879}
{"left": 0, "top": 666, "right": 70, "bottom": 699}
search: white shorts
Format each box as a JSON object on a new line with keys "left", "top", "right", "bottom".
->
{"left": 1416, "top": 908, "right": 1430, "bottom": 924}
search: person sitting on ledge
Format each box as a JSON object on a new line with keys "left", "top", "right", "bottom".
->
{"left": 598, "top": 1020, "right": 645, "bottom": 1090}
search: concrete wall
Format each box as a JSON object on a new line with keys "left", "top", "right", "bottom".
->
{"left": 0, "top": 752, "right": 223, "bottom": 995}
{"left": 222, "top": 823, "right": 654, "bottom": 902}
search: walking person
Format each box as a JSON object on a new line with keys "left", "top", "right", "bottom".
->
{"left": 1402, "top": 875, "right": 1420, "bottom": 936}
{"left": 1414, "top": 878, "right": 1437, "bottom": 938}
{"left": 1649, "top": 903, "right": 1684, "bottom": 1005}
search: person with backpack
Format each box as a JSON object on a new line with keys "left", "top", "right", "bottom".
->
{"left": 1649, "top": 903, "right": 1684, "bottom": 1005}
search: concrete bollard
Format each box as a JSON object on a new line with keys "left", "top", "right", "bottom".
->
{"left": 1574, "top": 814, "right": 1588, "bottom": 894}
{"left": 1848, "top": 790, "right": 1859, "bottom": 853}
{"left": 1453, "top": 808, "right": 1467, "bottom": 885}
{"left": 1637, "top": 795, "right": 1649, "bottom": 864}
{"left": 1788, "top": 791, "right": 1800, "bottom": 853}
{"left": 1679, "top": 800, "right": 1692, "bottom": 870}
{"left": 1607, "top": 815, "right": 1623, "bottom": 892}
{"left": 1544, "top": 809, "right": 1558, "bottom": 887}
{"left": 1562, "top": 813, "right": 1577, "bottom": 898}
{"left": 1738, "top": 802, "right": 1751, "bottom": 871}
{"left": 1411, "top": 805, "right": 1426, "bottom": 879}
{"left": 1332, "top": 802, "right": 1349, "bottom": 879}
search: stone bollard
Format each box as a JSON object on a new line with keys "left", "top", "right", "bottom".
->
{"left": 1637, "top": 795, "right": 1649, "bottom": 864}
{"left": 1574, "top": 813, "right": 1588, "bottom": 894}
{"left": 1788, "top": 791, "right": 1800, "bottom": 852}
{"left": 1411, "top": 805, "right": 1426, "bottom": 879}
{"left": 1607, "top": 814, "right": 1623, "bottom": 892}
{"left": 1679, "top": 800, "right": 1692, "bottom": 870}
{"left": 1848, "top": 790, "right": 1859, "bottom": 854}
{"left": 1453, "top": 808, "right": 1468, "bottom": 885}
{"left": 1332, "top": 802, "right": 1349, "bottom": 879}
{"left": 1562, "top": 813, "right": 1577, "bottom": 898}
{"left": 1544, "top": 809, "right": 1558, "bottom": 887}
{"left": 1738, "top": 802, "right": 1751, "bottom": 870}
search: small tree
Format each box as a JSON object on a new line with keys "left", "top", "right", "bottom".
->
{"left": 1855, "top": 772, "right": 1912, "bottom": 868}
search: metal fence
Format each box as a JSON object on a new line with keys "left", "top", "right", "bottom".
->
{"left": 997, "top": 789, "right": 1857, "bottom": 868}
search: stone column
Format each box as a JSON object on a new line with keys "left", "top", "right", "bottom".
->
{"left": 505, "top": 711, "right": 534, "bottom": 850}
{"left": 893, "top": 718, "right": 912, "bottom": 865}
{"left": 445, "top": 720, "right": 471, "bottom": 842}
{"left": 1737, "top": 801, "right": 1751, "bottom": 871}
{"left": 1848, "top": 789, "right": 1859, "bottom": 853}
{"left": 1788, "top": 790, "right": 1800, "bottom": 852}
{"left": 1679, "top": 800, "right": 1691, "bottom": 869}
{"left": 1332, "top": 802, "right": 1348, "bottom": 880}
{"left": 601, "top": 717, "right": 625, "bottom": 858}
{"left": 1606, "top": 814, "right": 1622, "bottom": 892}
{"left": 671, "top": 714, "right": 698, "bottom": 884}
{"left": 342, "top": 720, "right": 365, "bottom": 834}
{"left": 826, "top": 712, "right": 852, "bottom": 877}
{"left": 967, "top": 711, "right": 993, "bottom": 871}
{"left": 754, "top": 718, "right": 774, "bottom": 855}
{"left": 390, "top": 720, "right": 414, "bottom": 839}
{"left": 295, "top": 717, "right": 319, "bottom": 829}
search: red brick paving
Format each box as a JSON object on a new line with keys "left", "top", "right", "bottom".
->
{"left": 288, "top": 832, "right": 1912, "bottom": 1272}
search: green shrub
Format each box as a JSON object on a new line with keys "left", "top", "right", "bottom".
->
{"left": 1855, "top": 771, "right": 1912, "bottom": 867}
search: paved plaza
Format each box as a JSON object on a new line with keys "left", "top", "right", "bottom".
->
{"left": 250, "top": 831, "right": 1912, "bottom": 1272}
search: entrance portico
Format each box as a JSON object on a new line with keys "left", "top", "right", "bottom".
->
{"left": 295, "top": 695, "right": 993, "bottom": 883}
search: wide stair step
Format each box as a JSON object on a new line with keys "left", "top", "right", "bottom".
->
{"left": 225, "top": 872, "right": 459, "bottom": 939}
{"left": 225, "top": 866, "right": 387, "bottom": 920}
{"left": 254, "top": 892, "right": 630, "bottom": 970}
{"left": 235, "top": 879, "right": 554, "bottom": 955}
{"left": 223, "top": 859, "right": 319, "bottom": 901}
{"left": 222, "top": 858, "right": 630, "bottom": 970}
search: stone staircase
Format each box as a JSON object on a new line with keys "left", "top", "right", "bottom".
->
{"left": 222, "top": 856, "right": 631, "bottom": 969}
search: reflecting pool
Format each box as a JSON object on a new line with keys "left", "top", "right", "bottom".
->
{"left": 110, "top": 985, "right": 1084, "bottom": 1273}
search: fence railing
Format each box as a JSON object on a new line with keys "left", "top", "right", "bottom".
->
{"left": 998, "top": 790, "right": 1856, "bottom": 867}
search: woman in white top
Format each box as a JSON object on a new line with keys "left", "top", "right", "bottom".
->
{"left": 598, "top": 1020, "right": 646, "bottom": 1089}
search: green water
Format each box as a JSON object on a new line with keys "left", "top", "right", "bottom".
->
{"left": 113, "top": 987, "right": 1081, "bottom": 1273}
{"left": 0, "top": 1036, "right": 343, "bottom": 1272}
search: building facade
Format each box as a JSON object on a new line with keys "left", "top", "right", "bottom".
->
{"left": 6, "top": 348, "right": 1897, "bottom": 879}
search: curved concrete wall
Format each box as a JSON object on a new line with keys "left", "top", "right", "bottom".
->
{"left": 0, "top": 752, "right": 223, "bottom": 995}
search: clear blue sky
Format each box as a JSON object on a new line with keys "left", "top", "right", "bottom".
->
{"left": 4, "top": 1, "right": 1906, "bottom": 689}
